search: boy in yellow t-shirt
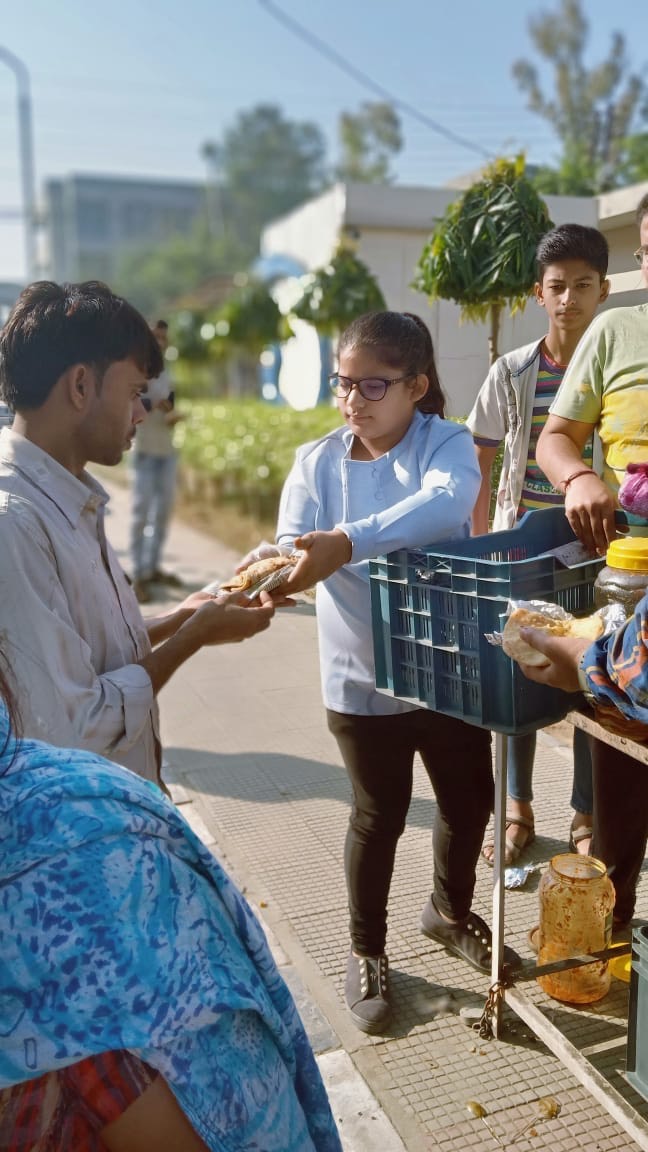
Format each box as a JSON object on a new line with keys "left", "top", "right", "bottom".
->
{"left": 538, "top": 192, "right": 648, "bottom": 555}
{"left": 536, "top": 191, "right": 648, "bottom": 933}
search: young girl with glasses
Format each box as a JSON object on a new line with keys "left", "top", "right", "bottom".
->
{"left": 272, "top": 310, "right": 519, "bottom": 1033}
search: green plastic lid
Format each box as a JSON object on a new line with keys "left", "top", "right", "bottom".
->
{"left": 606, "top": 537, "right": 648, "bottom": 571}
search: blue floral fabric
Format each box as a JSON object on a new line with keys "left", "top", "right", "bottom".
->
{"left": 0, "top": 706, "right": 342, "bottom": 1151}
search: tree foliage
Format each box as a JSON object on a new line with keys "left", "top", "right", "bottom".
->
{"left": 202, "top": 103, "right": 328, "bottom": 253}
{"left": 212, "top": 278, "right": 283, "bottom": 358}
{"left": 336, "top": 102, "right": 402, "bottom": 183}
{"left": 116, "top": 103, "right": 329, "bottom": 317}
{"left": 513, "top": 0, "right": 648, "bottom": 193}
{"left": 114, "top": 222, "right": 247, "bottom": 319}
{"left": 290, "top": 242, "right": 386, "bottom": 337}
{"left": 413, "top": 156, "right": 553, "bottom": 363}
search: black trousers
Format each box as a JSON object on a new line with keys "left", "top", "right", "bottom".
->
{"left": 590, "top": 735, "right": 648, "bottom": 925}
{"left": 327, "top": 708, "right": 493, "bottom": 956}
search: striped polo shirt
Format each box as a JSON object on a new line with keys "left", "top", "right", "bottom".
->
{"left": 518, "top": 345, "right": 593, "bottom": 516}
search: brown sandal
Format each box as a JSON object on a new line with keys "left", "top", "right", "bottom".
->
{"left": 568, "top": 822, "right": 593, "bottom": 856}
{"left": 482, "top": 814, "right": 535, "bottom": 868}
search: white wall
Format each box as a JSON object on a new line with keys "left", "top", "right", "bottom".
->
{"left": 262, "top": 181, "right": 646, "bottom": 417}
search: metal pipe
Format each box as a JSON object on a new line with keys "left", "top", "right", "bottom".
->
{"left": 0, "top": 47, "right": 37, "bottom": 280}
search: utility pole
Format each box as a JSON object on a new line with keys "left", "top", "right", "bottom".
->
{"left": 0, "top": 47, "right": 37, "bottom": 281}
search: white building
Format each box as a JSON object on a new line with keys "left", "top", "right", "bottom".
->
{"left": 261, "top": 179, "right": 648, "bottom": 416}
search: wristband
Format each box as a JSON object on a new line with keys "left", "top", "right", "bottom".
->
{"left": 560, "top": 468, "right": 596, "bottom": 495}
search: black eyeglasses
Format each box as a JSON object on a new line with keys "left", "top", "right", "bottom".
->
{"left": 329, "top": 374, "right": 412, "bottom": 402}
{"left": 633, "top": 246, "right": 648, "bottom": 266}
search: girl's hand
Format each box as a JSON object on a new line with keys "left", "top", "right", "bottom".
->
{"left": 234, "top": 541, "right": 283, "bottom": 575}
{"left": 281, "top": 530, "right": 352, "bottom": 594}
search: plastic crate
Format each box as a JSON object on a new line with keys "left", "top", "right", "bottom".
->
{"left": 369, "top": 507, "right": 604, "bottom": 734}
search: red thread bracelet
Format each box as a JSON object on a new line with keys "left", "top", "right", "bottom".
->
{"left": 560, "top": 468, "right": 596, "bottom": 495}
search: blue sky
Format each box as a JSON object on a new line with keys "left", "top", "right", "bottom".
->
{"left": 0, "top": 0, "right": 645, "bottom": 278}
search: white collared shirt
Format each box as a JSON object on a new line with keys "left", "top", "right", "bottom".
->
{"left": 0, "top": 428, "right": 161, "bottom": 783}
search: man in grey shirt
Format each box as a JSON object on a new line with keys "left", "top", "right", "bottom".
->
{"left": 0, "top": 280, "right": 274, "bottom": 786}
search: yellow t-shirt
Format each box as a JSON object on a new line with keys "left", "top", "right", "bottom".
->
{"left": 549, "top": 303, "right": 648, "bottom": 495}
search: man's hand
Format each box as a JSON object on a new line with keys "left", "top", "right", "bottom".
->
{"left": 179, "top": 588, "right": 224, "bottom": 612}
{"left": 282, "top": 529, "right": 352, "bottom": 595}
{"left": 140, "top": 591, "right": 274, "bottom": 694}
{"left": 183, "top": 589, "right": 275, "bottom": 646}
{"left": 515, "top": 627, "right": 590, "bottom": 692}
{"left": 564, "top": 473, "right": 617, "bottom": 556}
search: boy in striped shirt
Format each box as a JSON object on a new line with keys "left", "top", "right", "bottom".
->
{"left": 467, "top": 224, "right": 610, "bottom": 867}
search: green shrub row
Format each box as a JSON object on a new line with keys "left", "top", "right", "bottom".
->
{"left": 175, "top": 399, "right": 502, "bottom": 527}
{"left": 176, "top": 400, "right": 343, "bottom": 519}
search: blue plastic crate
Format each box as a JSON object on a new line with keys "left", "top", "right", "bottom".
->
{"left": 369, "top": 507, "right": 604, "bottom": 734}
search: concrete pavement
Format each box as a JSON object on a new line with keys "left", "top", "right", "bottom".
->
{"left": 104, "top": 473, "right": 648, "bottom": 1151}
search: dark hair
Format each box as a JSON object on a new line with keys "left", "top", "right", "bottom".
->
{"left": 0, "top": 281, "right": 164, "bottom": 412}
{"left": 636, "top": 193, "right": 648, "bottom": 228}
{"left": 536, "top": 224, "right": 609, "bottom": 280}
{"left": 337, "top": 310, "right": 445, "bottom": 417}
{"left": 0, "top": 645, "right": 21, "bottom": 762}
{"left": 153, "top": 319, "right": 169, "bottom": 330}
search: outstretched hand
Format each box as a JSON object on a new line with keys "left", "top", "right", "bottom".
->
{"left": 515, "top": 627, "right": 590, "bottom": 693}
{"left": 281, "top": 530, "right": 352, "bottom": 595}
{"left": 187, "top": 589, "right": 275, "bottom": 645}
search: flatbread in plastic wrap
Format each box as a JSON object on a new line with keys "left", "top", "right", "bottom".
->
{"left": 219, "top": 553, "right": 299, "bottom": 592}
{"left": 502, "top": 607, "right": 604, "bottom": 667}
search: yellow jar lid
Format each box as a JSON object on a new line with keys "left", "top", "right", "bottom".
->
{"left": 606, "top": 537, "right": 648, "bottom": 571}
{"left": 609, "top": 954, "right": 631, "bottom": 983}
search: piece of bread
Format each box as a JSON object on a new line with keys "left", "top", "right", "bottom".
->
{"left": 219, "top": 553, "right": 299, "bottom": 592}
{"left": 502, "top": 607, "right": 604, "bottom": 666}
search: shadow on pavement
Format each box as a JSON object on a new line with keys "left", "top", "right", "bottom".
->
{"left": 164, "top": 745, "right": 439, "bottom": 832}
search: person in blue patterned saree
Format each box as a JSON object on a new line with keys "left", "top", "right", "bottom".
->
{"left": 0, "top": 654, "right": 342, "bottom": 1152}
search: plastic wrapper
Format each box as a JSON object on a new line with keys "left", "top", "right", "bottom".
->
{"left": 202, "top": 542, "right": 302, "bottom": 598}
{"left": 619, "top": 463, "right": 648, "bottom": 520}
{"left": 504, "top": 862, "right": 546, "bottom": 890}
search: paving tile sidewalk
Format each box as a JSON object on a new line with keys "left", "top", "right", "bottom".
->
{"left": 104, "top": 475, "right": 648, "bottom": 1151}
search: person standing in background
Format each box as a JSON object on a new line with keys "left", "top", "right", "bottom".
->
{"left": 130, "top": 319, "right": 184, "bottom": 603}
{"left": 467, "top": 224, "right": 610, "bottom": 867}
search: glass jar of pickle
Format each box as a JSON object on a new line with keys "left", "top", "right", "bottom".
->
{"left": 537, "top": 853, "right": 615, "bottom": 1004}
{"left": 593, "top": 537, "right": 648, "bottom": 616}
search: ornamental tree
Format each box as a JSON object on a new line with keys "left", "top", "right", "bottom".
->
{"left": 290, "top": 242, "right": 386, "bottom": 338}
{"left": 413, "top": 155, "right": 553, "bottom": 363}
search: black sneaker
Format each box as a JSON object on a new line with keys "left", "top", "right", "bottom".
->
{"left": 345, "top": 951, "right": 391, "bottom": 1034}
{"left": 420, "top": 896, "right": 521, "bottom": 975}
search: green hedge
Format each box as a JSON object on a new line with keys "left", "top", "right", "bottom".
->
{"left": 175, "top": 399, "right": 502, "bottom": 528}
{"left": 176, "top": 400, "right": 342, "bottom": 519}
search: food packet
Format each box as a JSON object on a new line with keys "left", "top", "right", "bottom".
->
{"left": 486, "top": 599, "right": 627, "bottom": 666}
{"left": 202, "top": 543, "right": 302, "bottom": 599}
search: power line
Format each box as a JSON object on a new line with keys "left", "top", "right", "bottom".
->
{"left": 257, "top": 0, "right": 492, "bottom": 160}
